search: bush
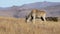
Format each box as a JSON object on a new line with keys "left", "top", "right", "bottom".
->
{"left": 46, "top": 17, "right": 58, "bottom": 22}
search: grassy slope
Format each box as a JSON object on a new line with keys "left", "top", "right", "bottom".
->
{"left": 0, "top": 16, "right": 60, "bottom": 34}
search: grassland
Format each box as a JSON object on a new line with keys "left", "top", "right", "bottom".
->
{"left": 0, "top": 16, "right": 60, "bottom": 34}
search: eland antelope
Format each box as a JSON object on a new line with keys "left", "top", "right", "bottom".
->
{"left": 25, "top": 9, "right": 46, "bottom": 23}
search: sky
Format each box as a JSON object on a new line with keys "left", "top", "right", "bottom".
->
{"left": 0, "top": 0, "right": 60, "bottom": 7}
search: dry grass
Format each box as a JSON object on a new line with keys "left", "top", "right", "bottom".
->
{"left": 0, "top": 16, "right": 60, "bottom": 34}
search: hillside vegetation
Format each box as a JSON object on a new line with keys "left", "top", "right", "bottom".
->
{"left": 0, "top": 16, "right": 60, "bottom": 34}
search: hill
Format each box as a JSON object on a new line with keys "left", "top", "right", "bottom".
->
{"left": 0, "top": 2, "right": 60, "bottom": 17}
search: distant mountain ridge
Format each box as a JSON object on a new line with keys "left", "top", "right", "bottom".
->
{"left": 20, "top": 2, "right": 60, "bottom": 9}
{"left": 0, "top": 2, "right": 60, "bottom": 18}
